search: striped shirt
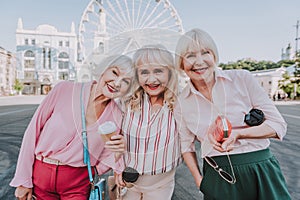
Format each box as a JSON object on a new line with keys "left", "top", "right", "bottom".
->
{"left": 123, "top": 93, "right": 181, "bottom": 175}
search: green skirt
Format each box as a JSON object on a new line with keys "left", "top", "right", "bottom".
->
{"left": 200, "top": 148, "right": 291, "bottom": 200}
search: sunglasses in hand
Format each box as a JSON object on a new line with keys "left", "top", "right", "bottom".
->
{"left": 204, "top": 153, "right": 236, "bottom": 184}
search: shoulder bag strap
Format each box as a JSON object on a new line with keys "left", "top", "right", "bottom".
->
{"left": 80, "top": 83, "right": 94, "bottom": 184}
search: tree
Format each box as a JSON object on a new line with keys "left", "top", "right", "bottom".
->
{"left": 291, "top": 55, "right": 300, "bottom": 99}
{"left": 278, "top": 72, "right": 294, "bottom": 98}
{"left": 220, "top": 59, "right": 279, "bottom": 71}
{"left": 13, "top": 79, "right": 24, "bottom": 95}
{"left": 277, "top": 59, "right": 295, "bottom": 67}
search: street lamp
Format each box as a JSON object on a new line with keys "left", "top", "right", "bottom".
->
{"left": 294, "top": 20, "right": 300, "bottom": 58}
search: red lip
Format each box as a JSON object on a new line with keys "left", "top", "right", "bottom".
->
{"left": 193, "top": 67, "right": 208, "bottom": 74}
{"left": 147, "top": 84, "right": 160, "bottom": 90}
{"left": 107, "top": 84, "right": 117, "bottom": 93}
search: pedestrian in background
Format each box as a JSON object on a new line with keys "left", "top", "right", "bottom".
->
{"left": 174, "top": 28, "right": 291, "bottom": 200}
{"left": 10, "top": 55, "right": 134, "bottom": 200}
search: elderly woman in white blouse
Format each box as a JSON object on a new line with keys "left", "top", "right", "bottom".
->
{"left": 174, "top": 28, "right": 291, "bottom": 200}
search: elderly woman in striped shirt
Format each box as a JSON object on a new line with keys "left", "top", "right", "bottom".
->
{"left": 116, "top": 44, "right": 182, "bottom": 199}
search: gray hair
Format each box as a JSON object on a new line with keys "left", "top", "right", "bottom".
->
{"left": 92, "top": 54, "right": 134, "bottom": 78}
{"left": 175, "top": 28, "right": 219, "bottom": 72}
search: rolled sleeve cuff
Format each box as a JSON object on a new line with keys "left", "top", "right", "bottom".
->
{"left": 264, "top": 120, "right": 287, "bottom": 141}
{"left": 101, "top": 155, "right": 125, "bottom": 175}
{"left": 181, "top": 141, "right": 196, "bottom": 154}
{"left": 9, "top": 178, "right": 33, "bottom": 188}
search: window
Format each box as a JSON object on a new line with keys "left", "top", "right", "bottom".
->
{"left": 65, "top": 41, "right": 70, "bottom": 47}
{"left": 59, "top": 72, "right": 69, "bottom": 80}
{"left": 24, "top": 50, "right": 35, "bottom": 69}
{"left": 99, "top": 42, "right": 104, "bottom": 54}
{"left": 24, "top": 50, "right": 35, "bottom": 57}
{"left": 25, "top": 39, "right": 28, "bottom": 45}
{"left": 58, "top": 52, "right": 70, "bottom": 70}
{"left": 24, "top": 60, "right": 35, "bottom": 68}
{"left": 48, "top": 48, "right": 51, "bottom": 69}
{"left": 32, "top": 39, "right": 36, "bottom": 45}
{"left": 43, "top": 48, "right": 46, "bottom": 69}
{"left": 59, "top": 41, "right": 63, "bottom": 46}
{"left": 24, "top": 71, "right": 35, "bottom": 79}
{"left": 58, "top": 52, "right": 69, "bottom": 59}
{"left": 59, "top": 61, "right": 69, "bottom": 69}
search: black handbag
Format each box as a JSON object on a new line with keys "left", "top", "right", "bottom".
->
{"left": 122, "top": 167, "right": 139, "bottom": 183}
{"left": 244, "top": 108, "right": 265, "bottom": 126}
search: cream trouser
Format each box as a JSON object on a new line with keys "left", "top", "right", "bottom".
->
{"left": 122, "top": 169, "right": 175, "bottom": 200}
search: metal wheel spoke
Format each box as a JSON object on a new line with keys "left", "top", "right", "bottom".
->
{"left": 78, "top": 0, "right": 184, "bottom": 66}
{"left": 143, "top": 8, "right": 168, "bottom": 28}
{"left": 111, "top": 0, "right": 131, "bottom": 29}
{"left": 135, "top": 0, "right": 143, "bottom": 28}
{"left": 139, "top": 1, "right": 162, "bottom": 28}
{"left": 136, "top": 0, "right": 152, "bottom": 28}
{"left": 124, "top": 0, "right": 133, "bottom": 29}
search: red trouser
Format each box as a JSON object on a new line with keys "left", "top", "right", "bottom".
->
{"left": 33, "top": 159, "right": 93, "bottom": 200}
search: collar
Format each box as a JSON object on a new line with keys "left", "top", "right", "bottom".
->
{"left": 143, "top": 92, "right": 167, "bottom": 108}
{"left": 181, "top": 68, "right": 233, "bottom": 99}
{"left": 214, "top": 67, "right": 232, "bottom": 81}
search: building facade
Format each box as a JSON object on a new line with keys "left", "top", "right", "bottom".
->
{"left": 0, "top": 47, "right": 16, "bottom": 95}
{"left": 16, "top": 18, "right": 77, "bottom": 94}
{"left": 281, "top": 43, "right": 293, "bottom": 60}
{"left": 77, "top": 8, "right": 108, "bottom": 82}
{"left": 251, "top": 67, "right": 286, "bottom": 99}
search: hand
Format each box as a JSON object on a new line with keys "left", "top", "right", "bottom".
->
{"left": 105, "top": 135, "right": 126, "bottom": 161}
{"left": 15, "top": 186, "right": 33, "bottom": 200}
{"left": 114, "top": 172, "right": 126, "bottom": 188}
{"left": 196, "top": 176, "right": 203, "bottom": 189}
{"left": 207, "top": 121, "right": 237, "bottom": 152}
{"left": 105, "top": 135, "right": 126, "bottom": 153}
{"left": 221, "top": 130, "right": 239, "bottom": 151}
{"left": 207, "top": 124, "right": 226, "bottom": 152}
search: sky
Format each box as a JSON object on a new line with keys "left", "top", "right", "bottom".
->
{"left": 0, "top": 0, "right": 299, "bottom": 63}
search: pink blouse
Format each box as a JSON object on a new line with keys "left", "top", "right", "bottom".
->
{"left": 174, "top": 69, "right": 287, "bottom": 157}
{"left": 10, "top": 81, "right": 124, "bottom": 188}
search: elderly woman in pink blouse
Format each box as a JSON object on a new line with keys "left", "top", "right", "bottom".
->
{"left": 116, "top": 44, "right": 181, "bottom": 200}
{"left": 174, "top": 28, "right": 291, "bottom": 200}
{"left": 10, "top": 55, "right": 134, "bottom": 200}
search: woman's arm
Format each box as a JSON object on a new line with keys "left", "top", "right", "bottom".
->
{"left": 10, "top": 82, "right": 63, "bottom": 188}
{"left": 219, "top": 71, "right": 287, "bottom": 152}
{"left": 221, "top": 123, "right": 277, "bottom": 151}
{"left": 183, "top": 152, "right": 203, "bottom": 188}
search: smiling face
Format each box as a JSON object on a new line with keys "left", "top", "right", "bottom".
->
{"left": 175, "top": 29, "right": 219, "bottom": 88}
{"left": 99, "top": 66, "right": 132, "bottom": 99}
{"left": 137, "top": 63, "right": 170, "bottom": 99}
{"left": 182, "top": 48, "right": 216, "bottom": 84}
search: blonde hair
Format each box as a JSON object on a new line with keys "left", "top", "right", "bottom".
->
{"left": 128, "top": 44, "right": 178, "bottom": 111}
{"left": 175, "top": 28, "right": 219, "bottom": 73}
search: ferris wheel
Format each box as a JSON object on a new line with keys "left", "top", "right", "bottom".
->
{"left": 78, "top": 0, "right": 184, "bottom": 61}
